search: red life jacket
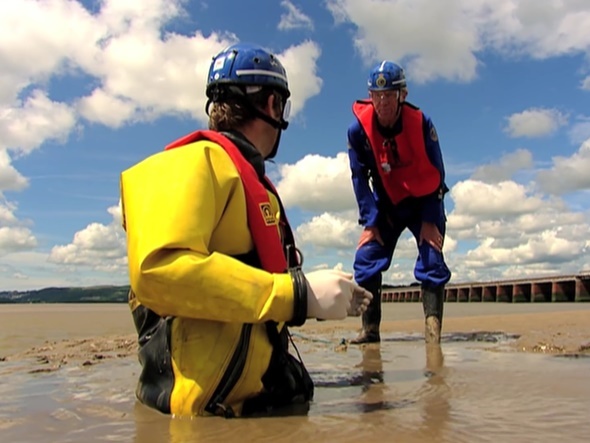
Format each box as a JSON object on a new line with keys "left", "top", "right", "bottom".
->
{"left": 352, "top": 101, "right": 440, "bottom": 204}
{"left": 165, "top": 130, "right": 288, "bottom": 273}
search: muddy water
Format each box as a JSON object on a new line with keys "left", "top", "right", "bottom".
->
{"left": 0, "top": 304, "right": 589, "bottom": 442}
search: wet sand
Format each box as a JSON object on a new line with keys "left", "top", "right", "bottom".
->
{"left": 0, "top": 303, "right": 589, "bottom": 442}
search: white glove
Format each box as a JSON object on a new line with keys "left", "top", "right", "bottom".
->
{"left": 305, "top": 270, "right": 373, "bottom": 320}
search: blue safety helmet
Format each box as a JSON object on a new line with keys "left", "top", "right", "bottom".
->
{"left": 367, "top": 61, "right": 406, "bottom": 91}
{"left": 206, "top": 42, "right": 290, "bottom": 100}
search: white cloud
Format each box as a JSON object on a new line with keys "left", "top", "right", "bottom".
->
{"left": 471, "top": 148, "right": 533, "bottom": 183}
{"left": 49, "top": 204, "right": 127, "bottom": 272}
{"left": 0, "top": 199, "right": 18, "bottom": 226}
{"left": 0, "top": 151, "right": 28, "bottom": 192}
{"left": 0, "top": 226, "right": 37, "bottom": 255}
{"left": 462, "top": 230, "right": 586, "bottom": 268}
{"left": 504, "top": 108, "right": 568, "bottom": 138}
{"left": 449, "top": 202, "right": 583, "bottom": 241}
{"left": 0, "top": 0, "right": 100, "bottom": 104}
{"left": 442, "top": 144, "right": 590, "bottom": 282}
{"left": 446, "top": 213, "right": 479, "bottom": 232}
{"left": 296, "top": 212, "right": 358, "bottom": 249}
{"left": 1, "top": 0, "right": 322, "bottom": 131}
{"left": 484, "top": 0, "right": 590, "bottom": 59}
{"left": 0, "top": 89, "right": 76, "bottom": 199}
{"left": 0, "top": 195, "right": 37, "bottom": 256}
{"left": 327, "top": 0, "right": 482, "bottom": 83}
{"left": 277, "top": 152, "right": 356, "bottom": 211}
{"left": 450, "top": 180, "right": 544, "bottom": 217}
{"left": 568, "top": 117, "right": 590, "bottom": 145}
{"left": 277, "top": 40, "right": 323, "bottom": 116}
{"left": 98, "top": 0, "right": 185, "bottom": 31}
{"left": 385, "top": 265, "right": 416, "bottom": 286}
{"left": 309, "top": 262, "right": 348, "bottom": 272}
{"left": 582, "top": 76, "right": 590, "bottom": 90}
{"left": 278, "top": 0, "right": 314, "bottom": 31}
{"left": 536, "top": 139, "right": 590, "bottom": 194}
{"left": 1, "top": 90, "right": 77, "bottom": 155}
{"left": 89, "top": 30, "right": 233, "bottom": 123}
{"left": 77, "top": 89, "right": 136, "bottom": 128}
{"left": 326, "top": 0, "right": 590, "bottom": 83}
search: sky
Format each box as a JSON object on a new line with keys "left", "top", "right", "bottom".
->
{"left": 1, "top": 0, "right": 590, "bottom": 291}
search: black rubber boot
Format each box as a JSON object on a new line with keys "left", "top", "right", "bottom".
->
{"left": 422, "top": 285, "right": 445, "bottom": 344}
{"left": 350, "top": 276, "right": 382, "bottom": 344}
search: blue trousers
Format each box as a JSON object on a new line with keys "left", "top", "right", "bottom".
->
{"left": 353, "top": 210, "right": 451, "bottom": 287}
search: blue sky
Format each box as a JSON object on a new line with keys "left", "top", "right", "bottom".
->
{"left": 1, "top": 0, "right": 590, "bottom": 290}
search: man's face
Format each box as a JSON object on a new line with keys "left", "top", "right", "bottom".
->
{"left": 370, "top": 89, "right": 400, "bottom": 127}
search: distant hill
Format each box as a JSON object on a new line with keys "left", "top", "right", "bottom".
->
{"left": 0, "top": 285, "right": 130, "bottom": 304}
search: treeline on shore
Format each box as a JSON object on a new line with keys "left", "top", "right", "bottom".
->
{"left": 0, "top": 286, "right": 131, "bottom": 304}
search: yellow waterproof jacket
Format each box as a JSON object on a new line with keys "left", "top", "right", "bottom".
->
{"left": 121, "top": 133, "right": 303, "bottom": 417}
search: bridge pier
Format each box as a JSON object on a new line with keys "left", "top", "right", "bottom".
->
{"left": 458, "top": 287, "right": 469, "bottom": 302}
{"left": 482, "top": 286, "right": 496, "bottom": 302}
{"left": 469, "top": 286, "right": 482, "bottom": 302}
{"left": 552, "top": 281, "right": 575, "bottom": 302}
{"left": 513, "top": 283, "right": 531, "bottom": 303}
{"left": 532, "top": 282, "right": 551, "bottom": 302}
{"left": 497, "top": 284, "right": 513, "bottom": 303}
{"left": 446, "top": 288, "right": 457, "bottom": 302}
{"left": 575, "top": 278, "right": 590, "bottom": 302}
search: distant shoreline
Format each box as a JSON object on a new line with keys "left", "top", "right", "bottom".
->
{"left": 0, "top": 285, "right": 129, "bottom": 304}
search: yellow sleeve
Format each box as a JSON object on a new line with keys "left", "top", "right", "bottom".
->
{"left": 120, "top": 141, "right": 295, "bottom": 323}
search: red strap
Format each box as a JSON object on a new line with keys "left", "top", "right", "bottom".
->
{"left": 165, "top": 130, "right": 287, "bottom": 273}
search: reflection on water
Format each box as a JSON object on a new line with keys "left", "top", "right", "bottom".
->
{"left": 2, "top": 330, "right": 590, "bottom": 443}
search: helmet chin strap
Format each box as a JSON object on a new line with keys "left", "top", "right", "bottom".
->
{"left": 244, "top": 99, "right": 287, "bottom": 160}
{"left": 266, "top": 127, "right": 283, "bottom": 160}
{"left": 253, "top": 107, "right": 289, "bottom": 131}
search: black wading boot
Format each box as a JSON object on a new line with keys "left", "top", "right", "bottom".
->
{"left": 350, "top": 276, "right": 382, "bottom": 344}
{"left": 422, "top": 285, "right": 445, "bottom": 344}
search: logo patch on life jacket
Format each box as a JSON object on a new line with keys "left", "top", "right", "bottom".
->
{"left": 259, "top": 203, "right": 277, "bottom": 226}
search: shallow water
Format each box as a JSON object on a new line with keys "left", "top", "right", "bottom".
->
{"left": 1, "top": 304, "right": 589, "bottom": 442}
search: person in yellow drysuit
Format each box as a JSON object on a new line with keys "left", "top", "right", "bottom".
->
{"left": 120, "top": 42, "right": 372, "bottom": 418}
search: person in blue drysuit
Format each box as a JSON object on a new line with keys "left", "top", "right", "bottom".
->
{"left": 347, "top": 60, "right": 452, "bottom": 344}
